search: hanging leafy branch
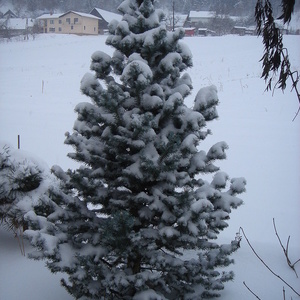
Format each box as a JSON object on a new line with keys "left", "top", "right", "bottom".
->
{"left": 255, "top": 0, "right": 300, "bottom": 120}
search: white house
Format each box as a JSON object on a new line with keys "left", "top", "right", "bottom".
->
{"left": 0, "top": 16, "right": 34, "bottom": 37}
{"left": 187, "top": 11, "right": 215, "bottom": 27}
{"left": 90, "top": 8, "right": 122, "bottom": 34}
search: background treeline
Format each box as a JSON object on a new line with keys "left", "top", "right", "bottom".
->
{"left": 1, "top": 0, "right": 300, "bottom": 18}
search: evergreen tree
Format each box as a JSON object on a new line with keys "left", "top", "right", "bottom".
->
{"left": 25, "top": 0, "right": 246, "bottom": 299}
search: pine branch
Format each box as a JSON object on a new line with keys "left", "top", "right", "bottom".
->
{"left": 0, "top": 216, "right": 26, "bottom": 256}
{"left": 239, "top": 226, "right": 300, "bottom": 297}
{"left": 15, "top": 226, "right": 26, "bottom": 256}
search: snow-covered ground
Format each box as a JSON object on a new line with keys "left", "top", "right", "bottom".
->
{"left": 0, "top": 33, "right": 299, "bottom": 300}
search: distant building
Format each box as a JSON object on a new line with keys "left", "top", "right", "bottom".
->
{"left": 197, "top": 28, "right": 216, "bottom": 36}
{"left": 184, "top": 27, "right": 196, "bottom": 37}
{"left": 37, "top": 11, "right": 100, "bottom": 35}
{"left": 231, "top": 26, "right": 256, "bottom": 36}
{"left": 90, "top": 8, "right": 122, "bottom": 34}
{"left": 0, "top": 10, "right": 34, "bottom": 37}
{"left": 187, "top": 11, "right": 215, "bottom": 27}
{"left": 164, "top": 13, "right": 188, "bottom": 31}
{"left": 36, "top": 13, "right": 61, "bottom": 33}
{"left": 3, "top": 9, "right": 18, "bottom": 19}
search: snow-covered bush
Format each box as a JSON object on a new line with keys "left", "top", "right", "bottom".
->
{"left": 25, "top": 0, "right": 246, "bottom": 299}
{"left": 0, "top": 144, "right": 53, "bottom": 234}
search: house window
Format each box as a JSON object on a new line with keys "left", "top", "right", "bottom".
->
{"left": 74, "top": 18, "right": 78, "bottom": 24}
{"left": 59, "top": 27, "right": 62, "bottom": 32}
{"left": 94, "top": 27, "right": 96, "bottom": 31}
{"left": 84, "top": 26, "right": 86, "bottom": 30}
{"left": 59, "top": 19, "right": 62, "bottom": 24}
{"left": 50, "top": 19, "right": 54, "bottom": 24}
{"left": 66, "top": 18, "right": 70, "bottom": 24}
{"left": 71, "top": 25, "right": 73, "bottom": 30}
{"left": 49, "top": 27, "right": 55, "bottom": 32}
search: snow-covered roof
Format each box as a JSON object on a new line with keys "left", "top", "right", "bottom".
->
{"left": 3, "top": 10, "right": 18, "bottom": 18}
{"left": 0, "top": 4, "right": 15, "bottom": 15}
{"left": 229, "top": 15, "right": 247, "bottom": 22}
{"left": 91, "top": 8, "right": 122, "bottom": 23}
{"left": 36, "top": 13, "right": 62, "bottom": 19}
{"left": 175, "top": 14, "right": 188, "bottom": 27}
{"left": 37, "top": 11, "right": 100, "bottom": 20}
{"left": 60, "top": 11, "right": 101, "bottom": 20}
{"left": 0, "top": 18, "right": 34, "bottom": 29}
{"left": 189, "top": 11, "right": 215, "bottom": 19}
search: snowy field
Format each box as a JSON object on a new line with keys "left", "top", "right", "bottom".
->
{"left": 0, "top": 33, "right": 299, "bottom": 300}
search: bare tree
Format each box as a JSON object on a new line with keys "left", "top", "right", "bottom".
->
{"left": 239, "top": 222, "right": 300, "bottom": 298}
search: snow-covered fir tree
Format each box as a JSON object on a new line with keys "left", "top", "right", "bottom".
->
{"left": 25, "top": 0, "right": 246, "bottom": 299}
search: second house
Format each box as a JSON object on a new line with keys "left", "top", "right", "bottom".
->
{"left": 37, "top": 11, "right": 100, "bottom": 35}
